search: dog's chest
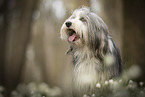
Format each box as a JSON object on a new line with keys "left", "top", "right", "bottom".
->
{"left": 72, "top": 48, "right": 101, "bottom": 94}
{"left": 73, "top": 59, "right": 98, "bottom": 88}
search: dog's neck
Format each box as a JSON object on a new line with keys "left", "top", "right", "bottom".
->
{"left": 73, "top": 46, "right": 102, "bottom": 71}
{"left": 74, "top": 46, "right": 94, "bottom": 60}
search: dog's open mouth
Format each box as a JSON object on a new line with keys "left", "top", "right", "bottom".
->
{"left": 67, "top": 29, "right": 79, "bottom": 42}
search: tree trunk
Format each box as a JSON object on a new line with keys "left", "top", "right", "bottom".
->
{"left": 0, "top": 0, "right": 38, "bottom": 95}
{"left": 123, "top": 0, "right": 145, "bottom": 81}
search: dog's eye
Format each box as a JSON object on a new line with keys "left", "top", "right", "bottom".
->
{"left": 80, "top": 17, "right": 86, "bottom": 22}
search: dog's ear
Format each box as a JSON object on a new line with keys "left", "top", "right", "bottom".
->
{"left": 87, "top": 13, "right": 109, "bottom": 59}
{"left": 65, "top": 46, "right": 74, "bottom": 55}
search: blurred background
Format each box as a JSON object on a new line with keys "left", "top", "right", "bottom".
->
{"left": 0, "top": 0, "right": 145, "bottom": 96}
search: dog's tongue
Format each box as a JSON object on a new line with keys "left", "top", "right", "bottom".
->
{"left": 69, "top": 33, "right": 77, "bottom": 42}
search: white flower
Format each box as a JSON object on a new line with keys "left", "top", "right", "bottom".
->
{"left": 96, "top": 83, "right": 101, "bottom": 88}
{"left": 109, "top": 79, "right": 114, "bottom": 84}
{"left": 129, "top": 80, "right": 133, "bottom": 84}
{"left": 83, "top": 94, "right": 88, "bottom": 97}
{"left": 127, "top": 65, "right": 141, "bottom": 79}
{"left": 139, "top": 82, "right": 144, "bottom": 87}
{"left": 119, "top": 79, "right": 122, "bottom": 83}
{"left": 91, "top": 94, "right": 95, "bottom": 97}
{"left": 105, "top": 81, "right": 109, "bottom": 85}
{"left": 104, "top": 54, "right": 115, "bottom": 67}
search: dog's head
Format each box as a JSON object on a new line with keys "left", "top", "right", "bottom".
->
{"left": 60, "top": 7, "right": 110, "bottom": 56}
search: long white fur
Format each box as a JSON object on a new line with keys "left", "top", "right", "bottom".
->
{"left": 60, "top": 7, "right": 123, "bottom": 96}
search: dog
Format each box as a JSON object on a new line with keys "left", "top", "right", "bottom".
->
{"left": 60, "top": 6, "right": 123, "bottom": 97}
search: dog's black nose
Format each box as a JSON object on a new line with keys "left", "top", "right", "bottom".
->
{"left": 65, "top": 21, "right": 72, "bottom": 27}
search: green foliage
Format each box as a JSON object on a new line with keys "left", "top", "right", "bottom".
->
{"left": 1, "top": 65, "right": 145, "bottom": 97}
{"left": 10, "top": 79, "right": 145, "bottom": 97}
{"left": 83, "top": 79, "right": 145, "bottom": 97}
{"left": 11, "top": 82, "right": 61, "bottom": 97}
